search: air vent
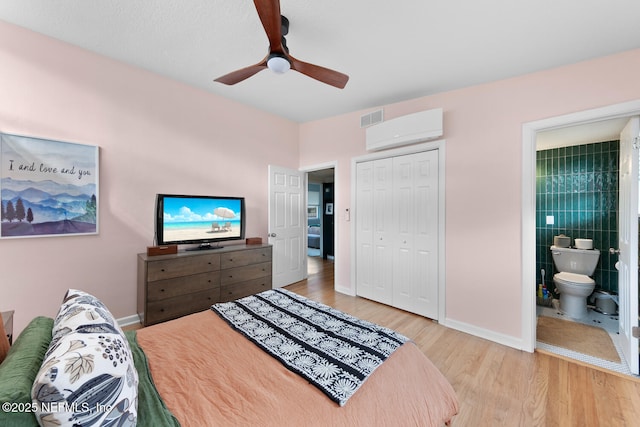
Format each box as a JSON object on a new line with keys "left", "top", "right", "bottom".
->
{"left": 360, "top": 109, "right": 384, "bottom": 128}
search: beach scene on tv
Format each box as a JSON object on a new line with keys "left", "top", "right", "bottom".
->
{"left": 162, "top": 197, "right": 242, "bottom": 243}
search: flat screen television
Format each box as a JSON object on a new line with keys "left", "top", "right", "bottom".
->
{"left": 155, "top": 194, "right": 245, "bottom": 250}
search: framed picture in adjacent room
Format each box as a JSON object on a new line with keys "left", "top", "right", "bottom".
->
{"left": 325, "top": 203, "right": 333, "bottom": 215}
{"left": 307, "top": 205, "right": 318, "bottom": 219}
{"left": 0, "top": 133, "right": 99, "bottom": 239}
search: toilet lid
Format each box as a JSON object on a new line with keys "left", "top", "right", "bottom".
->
{"left": 555, "top": 271, "right": 595, "bottom": 285}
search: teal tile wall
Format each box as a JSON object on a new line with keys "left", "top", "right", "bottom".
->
{"left": 536, "top": 140, "right": 619, "bottom": 295}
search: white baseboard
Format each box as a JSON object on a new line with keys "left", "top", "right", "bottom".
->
{"left": 334, "top": 283, "right": 356, "bottom": 297}
{"left": 443, "top": 317, "right": 525, "bottom": 351}
{"left": 117, "top": 314, "right": 141, "bottom": 328}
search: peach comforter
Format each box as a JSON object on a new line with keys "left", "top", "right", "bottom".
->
{"left": 137, "top": 309, "right": 458, "bottom": 427}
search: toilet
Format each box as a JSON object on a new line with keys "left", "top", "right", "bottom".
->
{"left": 550, "top": 245, "right": 600, "bottom": 318}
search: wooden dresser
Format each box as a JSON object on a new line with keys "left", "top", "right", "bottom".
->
{"left": 137, "top": 244, "right": 272, "bottom": 326}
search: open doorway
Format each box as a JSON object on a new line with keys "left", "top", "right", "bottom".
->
{"left": 306, "top": 168, "right": 335, "bottom": 260}
{"left": 522, "top": 100, "right": 640, "bottom": 375}
{"left": 306, "top": 168, "right": 335, "bottom": 277}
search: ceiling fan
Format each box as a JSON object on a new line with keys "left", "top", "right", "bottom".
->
{"left": 214, "top": 0, "right": 349, "bottom": 89}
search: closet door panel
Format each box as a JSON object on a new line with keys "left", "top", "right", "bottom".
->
{"left": 392, "top": 154, "right": 416, "bottom": 312}
{"left": 413, "top": 151, "right": 439, "bottom": 318}
{"left": 372, "top": 158, "right": 394, "bottom": 304}
{"left": 356, "top": 162, "right": 374, "bottom": 299}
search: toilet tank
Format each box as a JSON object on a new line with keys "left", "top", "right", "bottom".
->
{"left": 550, "top": 245, "right": 600, "bottom": 275}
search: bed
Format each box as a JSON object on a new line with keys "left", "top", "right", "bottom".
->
{"left": 308, "top": 225, "right": 321, "bottom": 249}
{"left": 0, "top": 289, "right": 458, "bottom": 427}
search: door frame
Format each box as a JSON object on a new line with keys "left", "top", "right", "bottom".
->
{"left": 521, "top": 99, "right": 640, "bottom": 352}
{"left": 350, "top": 140, "right": 447, "bottom": 321}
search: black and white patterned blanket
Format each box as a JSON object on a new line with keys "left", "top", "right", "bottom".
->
{"left": 211, "top": 289, "right": 409, "bottom": 406}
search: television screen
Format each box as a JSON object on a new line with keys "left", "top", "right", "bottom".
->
{"left": 156, "top": 194, "right": 245, "bottom": 248}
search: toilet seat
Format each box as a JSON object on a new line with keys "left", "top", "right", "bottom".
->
{"left": 554, "top": 271, "right": 594, "bottom": 286}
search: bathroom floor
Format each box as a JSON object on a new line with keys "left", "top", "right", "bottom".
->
{"left": 536, "top": 302, "right": 635, "bottom": 377}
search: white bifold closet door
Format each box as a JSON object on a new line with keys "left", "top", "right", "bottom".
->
{"left": 356, "top": 157, "right": 394, "bottom": 303}
{"left": 356, "top": 150, "right": 439, "bottom": 319}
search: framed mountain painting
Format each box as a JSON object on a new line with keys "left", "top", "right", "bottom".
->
{"left": 0, "top": 133, "right": 99, "bottom": 239}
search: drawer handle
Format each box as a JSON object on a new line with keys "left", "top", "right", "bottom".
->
{"left": 160, "top": 308, "right": 165, "bottom": 312}
{"left": 161, "top": 268, "right": 166, "bottom": 272}
{"left": 160, "top": 288, "right": 165, "bottom": 292}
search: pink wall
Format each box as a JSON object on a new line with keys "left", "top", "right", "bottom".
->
{"left": 3, "top": 18, "right": 640, "bottom": 347}
{"left": 0, "top": 21, "right": 299, "bottom": 335}
{"left": 300, "top": 48, "right": 640, "bottom": 342}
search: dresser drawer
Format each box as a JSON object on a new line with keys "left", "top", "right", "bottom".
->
{"left": 220, "top": 276, "right": 272, "bottom": 302}
{"left": 147, "top": 253, "right": 220, "bottom": 281}
{"left": 220, "top": 247, "right": 272, "bottom": 269}
{"left": 145, "top": 288, "right": 219, "bottom": 325}
{"left": 147, "top": 271, "right": 220, "bottom": 301}
{"left": 138, "top": 245, "right": 272, "bottom": 326}
{"left": 221, "top": 262, "right": 272, "bottom": 285}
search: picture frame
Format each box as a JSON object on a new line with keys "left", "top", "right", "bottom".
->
{"left": 325, "top": 203, "right": 334, "bottom": 215}
{"left": 1, "top": 133, "right": 99, "bottom": 239}
{"left": 307, "top": 205, "right": 318, "bottom": 219}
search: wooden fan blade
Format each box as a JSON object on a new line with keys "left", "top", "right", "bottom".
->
{"left": 253, "top": 0, "right": 284, "bottom": 53}
{"left": 289, "top": 56, "right": 349, "bottom": 89}
{"left": 214, "top": 59, "right": 268, "bottom": 85}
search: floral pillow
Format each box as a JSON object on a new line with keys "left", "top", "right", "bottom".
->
{"left": 52, "top": 289, "right": 123, "bottom": 341}
{"left": 31, "top": 290, "right": 138, "bottom": 427}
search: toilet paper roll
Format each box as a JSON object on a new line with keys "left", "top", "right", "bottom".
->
{"left": 574, "top": 238, "right": 593, "bottom": 249}
{"left": 553, "top": 235, "right": 570, "bottom": 247}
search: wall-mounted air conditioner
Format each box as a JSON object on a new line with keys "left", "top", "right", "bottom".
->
{"left": 365, "top": 108, "right": 443, "bottom": 151}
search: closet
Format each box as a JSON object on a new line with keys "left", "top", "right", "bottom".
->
{"left": 355, "top": 150, "right": 439, "bottom": 319}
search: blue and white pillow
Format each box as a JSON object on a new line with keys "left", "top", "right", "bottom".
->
{"left": 52, "top": 289, "right": 123, "bottom": 340}
{"left": 31, "top": 289, "right": 138, "bottom": 427}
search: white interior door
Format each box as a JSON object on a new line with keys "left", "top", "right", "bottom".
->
{"left": 355, "top": 148, "right": 441, "bottom": 318}
{"left": 618, "top": 116, "right": 639, "bottom": 375}
{"left": 372, "top": 158, "right": 394, "bottom": 303}
{"left": 355, "top": 158, "right": 394, "bottom": 304}
{"left": 355, "top": 161, "right": 374, "bottom": 299}
{"left": 393, "top": 151, "right": 439, "bottom": 318}
{"left": 268, "top": 165, "right": 305, "bottom": 288}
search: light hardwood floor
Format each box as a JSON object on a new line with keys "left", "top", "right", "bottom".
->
{"left": 291, "top": 256, "right": 640, "bottom": 426}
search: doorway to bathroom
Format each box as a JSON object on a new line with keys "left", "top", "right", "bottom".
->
{"left": 522, "top": 100, "right": 640, "bottom": 376}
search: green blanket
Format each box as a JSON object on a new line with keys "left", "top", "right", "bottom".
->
{"left": 0, "top": 317, "right": 53, "bottom": 427}
{"left": 0, "top": 318, "right": 179, "bottom": 427}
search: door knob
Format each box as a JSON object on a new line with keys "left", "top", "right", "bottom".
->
{"left": 269, "top": 233, "right": 277, "bottom": 237}
{"left": 609, "top": 248, "right": 621, "bottom": 255}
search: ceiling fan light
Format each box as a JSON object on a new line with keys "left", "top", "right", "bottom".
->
{"left": 267, "top": 55, "right": 290, "bottom": 74}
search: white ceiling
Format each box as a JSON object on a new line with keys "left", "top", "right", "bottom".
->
{"left": 1, "top": 1, "right": 640, "bottom": 124}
